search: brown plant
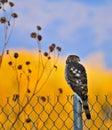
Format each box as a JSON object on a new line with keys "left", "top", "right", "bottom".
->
{"left": 6, "top": 25, "right": 62, "bottom": 128}
{"left": 0, "top": 0, "right": 18, "bottom": 67}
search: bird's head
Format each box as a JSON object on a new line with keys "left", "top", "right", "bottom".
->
{"left": 66, "top": 55, "right": 80, "bottom": 64}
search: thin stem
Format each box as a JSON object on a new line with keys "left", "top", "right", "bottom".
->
{"left": 21, "top": 70, "right": 30, "bottom": 106}
{"left": 0, "top": 16, "right": 16, "bottom": 68}
{"left": 35, "top": 66, "right": 54, "bottom": 94}
{"left": 0, "top": 23, "right": 8, "bottom": 67}
{"left": 32, "top": 58, "right": 49, "bottom": 94}
{"left": 6, "top": 19, "right": 15, "bottom": 43}
{"left": 11, "top": 93, "right": 35, "bottom": 129}
{"left": 35, "top": 54, "right": 59, "bottom": 94}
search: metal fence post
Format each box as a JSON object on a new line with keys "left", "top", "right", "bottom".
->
{"left": 73, "top": 94, "right": 83, "bottom": 130}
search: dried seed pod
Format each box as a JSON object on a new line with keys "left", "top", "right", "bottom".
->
{"left": 54, "top": 65, "right": 58, "bottom": 70}
{"left": 17, "top": 65, "right": 22, "bottom": 70}
{"left": 0, "top": 0, "right": 8, "bottom": 4}
{"left": 8, "top": 61, "right": 13, "bottom": 66}
{"left": 14, "top": 52, "right": 19, "bottom": 58}
{"left": 0, "top": 17, "right": 7, "bottom": 23}
{"left": 49, "top": 43, "right": 56, "bottom": 52}
{"left": 37, "top": 34, "right": 42, "bottom": 41}
{"left": 27, "top": 89, "right": 31, "bottom": 93}
{"left": 37, "top": 25, "right": 42, "bottom": 31}
{"left": 26, "top": 118, "right": 31, "bottom": 123}
{"left": 28, "top": 69, "right": 32, "bottom": 73}
{"left": 11, "top": 13, "right": 18, "bottom": 18}
{"left": 41, "top": 96, "right": 46, "bottom": 102}
{"left": 51, "top": 43, "right": 56, "bottom": 48}
{"left": 25, "top": 61, "right": 30, "bottom": 65}
{"left": 44, "top": 52, "right": 48, "bottom": 57}
{"left": 12, "top": 94, "right": 19, "bottom": 101}
{"left": 49, "top": 45, "right": 54, "bottom": 52}
{"left": 56, "top": 46, "right": 61, "bottom": 52}
{"left": 58, "top": 88, "right": 63, "bottom": 94}
{"left": 48, "top": 56, "right": 51, "bottom": 60}
{"left": 6, "top": 50, "right": 9, "bottom": 54}
{"left": 30, "top": 32, "right": 37, "bottom": 38}
{"left": 9, "top": 2, "right": 15, "bottom": 7}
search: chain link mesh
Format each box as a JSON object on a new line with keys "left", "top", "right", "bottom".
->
{"left": 0, "top": 95, "right": 112, "bottom": 130}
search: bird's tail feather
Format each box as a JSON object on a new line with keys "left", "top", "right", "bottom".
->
{"left": 83, "top": 101, "right": 91, "bottom": 119}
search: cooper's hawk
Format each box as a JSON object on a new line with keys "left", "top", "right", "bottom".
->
{"left": 65, "top": 55, "right": 91, "bottom": 119}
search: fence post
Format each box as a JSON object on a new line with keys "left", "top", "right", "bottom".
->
{"left": 73, "top": 94, "right": 83, "bottom": 130}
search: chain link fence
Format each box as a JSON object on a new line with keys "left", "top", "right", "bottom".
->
{"left": 0, "top": 95, "right": 112, "bottom": 130}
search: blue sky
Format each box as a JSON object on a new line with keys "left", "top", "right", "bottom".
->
{"left": 0, "top": 0, "right": 112, "bottom": 69}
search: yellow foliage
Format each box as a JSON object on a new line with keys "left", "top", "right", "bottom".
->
{"left": 0, "top": 50, "right": 112, "bottom": 129}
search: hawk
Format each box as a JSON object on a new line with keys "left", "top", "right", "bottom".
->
{"left": 65, "top": 55, "right": 91, "bottom": 119}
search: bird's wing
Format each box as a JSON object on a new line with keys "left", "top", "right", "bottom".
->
{"left": 66, "top": 62, "right": 87, "bottom": 84}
